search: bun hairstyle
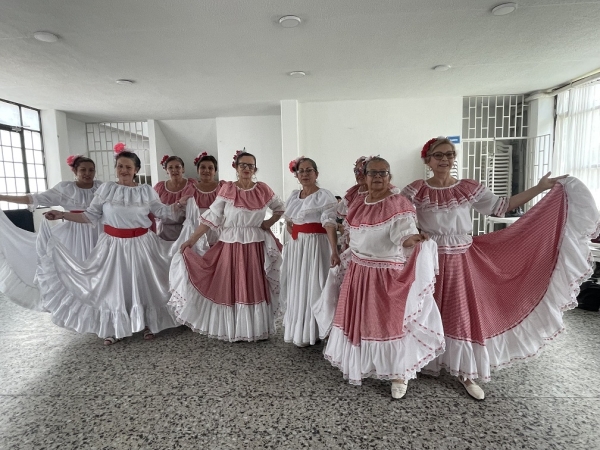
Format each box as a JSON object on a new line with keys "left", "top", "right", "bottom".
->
{"left": 66, "top": 154, "right": 95, "bottom": 171}
{"left": 160, "top": 155, "right": 185, "bottom": 170}
{"left": 194, "top": 152, "right": 218, "bottom": 171}
{"left": 421, "top": 136, "right": 456, "bottom": 161}
{"left": 232, "top": 150, "right": 258, "bottom": 172}
{"left": 113, "top": 142, "right": 141, "bottom": 171}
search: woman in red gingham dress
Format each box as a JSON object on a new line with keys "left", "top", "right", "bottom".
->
{"left": 315, "top": 156, "right": 445, "bottom": 399}
{"left": 402, "top": 137, "right": 600, "bottom": 400}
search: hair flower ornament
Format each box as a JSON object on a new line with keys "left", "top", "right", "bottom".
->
{"left": 66, "top": 154, "right": 83, "bottom": 168}
{"left": 231, "top": 148, "right": 245, "bottom": 168}
{"left": 193, "top": 151, "right": 208, "bottom": 166}
{"left": 288, "top": 156, "right": 305, "bottom": 175}
{"left": 160, "top": 155, "right": 170, "bottom": 169}
{"left": 421, "top": 137, "right": 440, "bottom": 159}
{"left": 113, "top": 142, "right": 128, "bottom": 155}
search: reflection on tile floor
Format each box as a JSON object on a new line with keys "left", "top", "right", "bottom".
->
{"left": 1, "top": 298, "right": 599, "bottom": 449}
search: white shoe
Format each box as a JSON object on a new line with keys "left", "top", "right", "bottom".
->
{"left": 459, "top": 378, "right": 485, "bottom": 400}
{"left": 391, "top": 381, "right": 408, "bottom": 399}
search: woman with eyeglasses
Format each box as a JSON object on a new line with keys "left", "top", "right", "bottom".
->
{"left": 171, "top": 151, "right": 285, "bottom": 342}
{"left": 0, "top": 154, "right": 101, "bottom": 310}
{"left": 402, "top": 136, "right": 599, "bottom": 400}
{"left": 153, "top": 155, "right": 194, "bottom": 241}
{"left": 280, "top": 157, "right": 340, "bottom": 347}
{"left": 314, "top": 156, "right": 444, "bottom": 399}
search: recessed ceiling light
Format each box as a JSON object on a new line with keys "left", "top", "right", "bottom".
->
{"left": 433, "top": 65, "right": 451, "bottom": 72}
{"left": 115, "top": 79, "right": 135, "bottom": 85}
{"left": 33, "top": 31, "right": 59, "bottom": 43}
{"left": 288, "top": 71, "right": 306, "bottom": 78}
{"left": 279, "top": 15, "right": 302, "bottom": 28}
{"left": 491, "top": 3, "right": 517, "bottom": 15}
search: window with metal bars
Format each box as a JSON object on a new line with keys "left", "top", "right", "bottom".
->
{"left": 0, "top": 99, "right": 47, "bottom": 210}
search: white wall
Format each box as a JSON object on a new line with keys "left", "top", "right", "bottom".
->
{"left": 156, "top": 119, "right": 218, "bottom": 180}
{"left": 298, "top": 97, "right": 463, "bottom": 197}
{"left": 66, "top": 118, "right": 88, "bottom": 156}
{"left": 215, "top": 116, "right": 283, "bottom": 195}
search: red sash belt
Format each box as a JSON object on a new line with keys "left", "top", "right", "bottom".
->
{"left": 104, "top": 224, "right": 149, "bottom": 238}
{"left": 70, "top": 210, "right": 84, "bottom": 213}
{"left": 292, "top": 222, "right": 327, "bottom": 240}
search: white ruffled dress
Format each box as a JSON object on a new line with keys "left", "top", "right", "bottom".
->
{"left": 169, "top": 181, "right": 284, "bottom": 342}
{"left": 38, "top": 182, "right": 180, "bottom": 339}
{"left": 280, "top": 188, "right": 338, "bottom": 347}
{"left": 313, "top": 190, "right": 445, "bottom": 385}
{"left": 402, "top": 177, "right": 600, "bottom": 382}
{"left": 0, "top": 180, "right": 102, "bottom": 311}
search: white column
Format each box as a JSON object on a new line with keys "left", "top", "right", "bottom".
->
{"left": 280, "top": 99, "right": 300, "bottom": 200}
{"left": 41, "top": 109, "right": 72, "bottom": 186}
{"left": 147, "top": 119, "right": 174, "bottom": 184}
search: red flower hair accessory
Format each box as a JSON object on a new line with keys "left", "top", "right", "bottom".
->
{"left": 160, "top": 155, "right": 169, "bottom": 169}
{"left": 193, "top": 151, "right": 208, "bottom": 166}
{"left": 421, "top": 138, "right": 439, "bottom": 159}
{"left": 288, "top": 156, "right": 305, "bottom": 175}
{"left": 113, "top": 142, "right": 127, "bottom": 155}
{"left": 231, "top": 149, "right": 244, "bottom": 168}
{"left": 66, "top": 154, "right": 83, "bottom": 168}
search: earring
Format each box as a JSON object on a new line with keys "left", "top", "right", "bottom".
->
{"left": 252, "top": 174, "right": 257, "bottom": 182}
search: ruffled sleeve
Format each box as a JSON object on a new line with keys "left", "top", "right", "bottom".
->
{"left": 472, "top": 185, "right": 509, "bottom": 217}
{"left": 268, "top": 194, "right": 285, "bottom": 214}
{"left": 319, "top": 190, "right": 338, "bottom": 228}
{"left": 27, "top": 182, "right": 68, "bottom": 210}
{"left": 200, "top": 197, "right": 226, "bottom": 230}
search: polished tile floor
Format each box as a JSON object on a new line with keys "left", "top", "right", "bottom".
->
{"left": 1, "top": 298, "right": 599, "bottom": 450}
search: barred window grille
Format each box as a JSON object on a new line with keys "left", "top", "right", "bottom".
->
{"left": 0, "top": 99, "right": 46, "bottom": 211}
{"left": 86, "top": 122, "right": 151, "bottom": 185}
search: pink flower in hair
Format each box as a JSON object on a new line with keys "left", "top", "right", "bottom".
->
{"left": 114, "top": 142, "right": 126, "bottom": 154}
{"left": 160, "top": 154, "right": 169, "bottom": 169}
{"left": 66, "top": 154, "right": 82, "bottom": 168}
{"left": 421, "top": 138, "right": 438, "bottom": 159}
{"left": 288, "top": 156, "right": 305, "bottom": 175}
{"left": 231, "top": 149, "right": 244, "bottom": 168}
{"left": 194, "top": 151, "right": 208, "bottom": 166}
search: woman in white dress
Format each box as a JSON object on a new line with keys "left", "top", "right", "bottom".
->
{"left": 314, "top": 157, "right": 445, "bottom": 399}
{"left": 177, "top": 152, "right": 225, "bottom": 247}
{"left": 0, "top": 155, "right": 101, "bottom": 310}
{"left": 40, "top": 144, "right": 187, "bottom": 345}
{"left": 170, "top": 151, "right": 285, "bottom": 342}
{"left": 402, "top": 137, "right": 599, "bottom": 400}
{"left": 281, "top": 157, "right": 340, "bottom": 347}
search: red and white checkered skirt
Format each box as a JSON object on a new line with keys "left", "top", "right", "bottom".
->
{"left": 168, "top": 232, "right": 282, "bottom": 342}
{"left": 425, "top": 178, "right": 600, "bottom": 381}
{"left": 323, "top": 240, "right": 445, "bottom": 385}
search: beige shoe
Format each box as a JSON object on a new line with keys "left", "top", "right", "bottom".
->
{"left": 459, "top": 378, "right": 485, "bottom": 400}
{"left": 391, "top": 381, "right": 408, "bottom": 399}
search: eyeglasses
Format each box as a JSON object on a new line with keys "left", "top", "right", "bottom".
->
{"left": 297, "top": 168, "right": 315, "bottom": 174}
{"left": 366, "top": 170, "right": 390, "bottom": 178}
{"left": 237, "top": 163, "right": 256, "bottom": 170}
{"left": 431, "top": 151, "right": 456, "bottom": 160}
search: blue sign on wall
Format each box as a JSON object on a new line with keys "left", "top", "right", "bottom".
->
{"left": 447, "top": 135, "right": 461, "bottom": 144}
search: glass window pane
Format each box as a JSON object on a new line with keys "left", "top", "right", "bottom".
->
{"left": 28, "top": 178, "right": 37, "bottom": 192}
{"left": 27, "top": 164, "right": 35, "bottom": 178}
{"left": 16, "top": 178, "right": 26, "bottom": 193}
{"left": 12, "top": 147, "right": 22, "bottom": 163}
{"left": 10, "top": 132, "right": 21, "bottom": 148}
{"left": 14, "top": 163, "right": 24, "bottom": 177}
{"left": 25, "top": 149, "right": 34, "bottom": 162}
{"left": 1, "top": 146, "right": 11, "bottom": 161}
{"left": 0, "top": 130, "right": 11, "bottom": 146}
{"left": 36, "top": 164, "right": 45, "bottom": 178}
{"left": 0, "top": 163, "right": 4, "bottom": 177}
{"left": 32, "top": 133, "right": 42, "bottom": 150}
{"left": 6, "top": 177, "right": 16, "bottom": 193}
{"left": 23, "top": 131, "right": 32, "bottom": 149}
{"left": 21, "top": 108, "right": 40, "bottom": 131}
{"left": 33, "top": 150, "right": 44, "bottom": 164}
{"left": 5, "top": 163, "right": 14, "bottom": 177}
{"left": 0, "top": 101, "right": 21, "bottom": 127}
{"left": 36, "top": 178, "right": 47, "bottom": 191}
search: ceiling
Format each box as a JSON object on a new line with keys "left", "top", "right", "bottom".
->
{"left": 1, "top": 0, "right": 599, "bottom": 122}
